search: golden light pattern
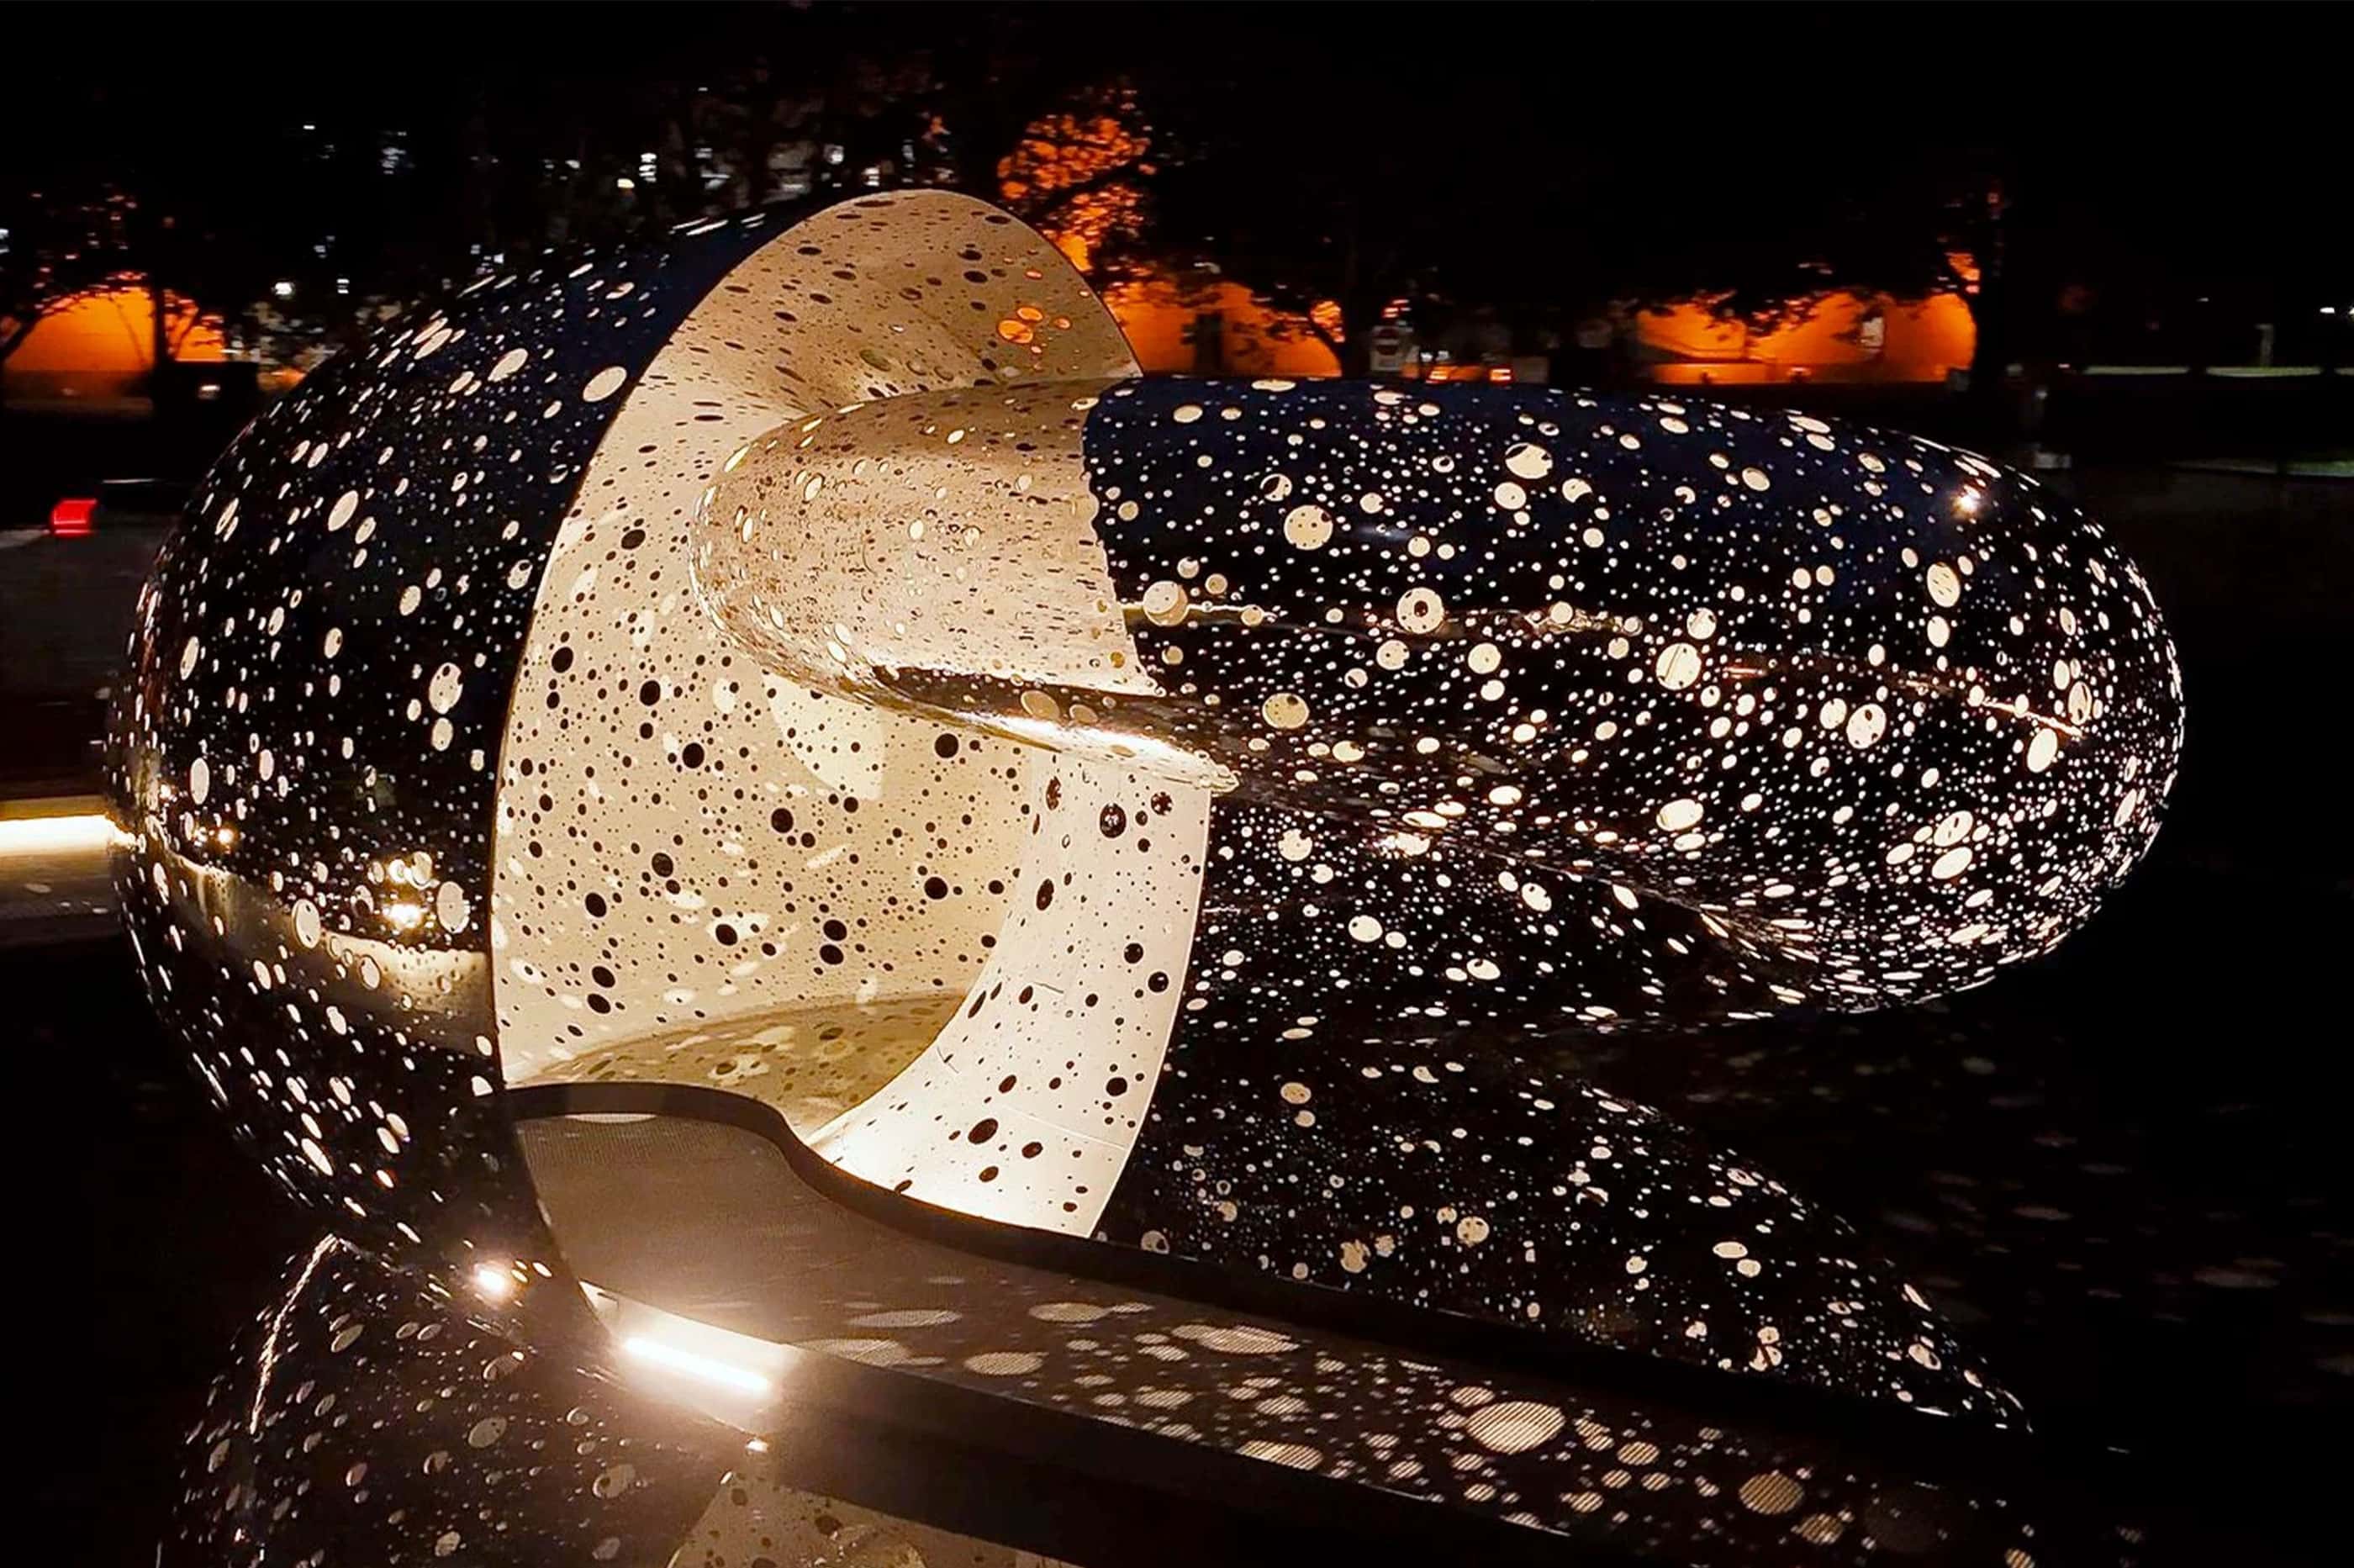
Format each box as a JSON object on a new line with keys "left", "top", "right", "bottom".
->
{"left": 1639, "top": 290, "right": 1977, "bottom": 386}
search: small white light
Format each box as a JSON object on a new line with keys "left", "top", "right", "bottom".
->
{"left": 472, "top": 1264, "right": 515, "bottom": 1301}
{"left": 623, "top": 1334, "right": 773, "bottom": 1395}
{"left": 272, "top": 280, "right": 295, "bottom": 299}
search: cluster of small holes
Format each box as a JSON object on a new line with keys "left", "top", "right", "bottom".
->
{"left": 1080, "top": 378, "right": 2182, "bottom": 1029}
{"left": 1065, "top": 378, "right": 2176, "bottom": 1422}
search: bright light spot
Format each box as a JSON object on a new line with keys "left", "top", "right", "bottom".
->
{"left": 383, "top": 901, "right": 425, "bottom": 931}
{"left": 615, "top": 177, "right": 636, "bottom": 191}
{"left": 623, "top": 1334, "right": 772, "bottom": 1395}
{"left": 472, "top": 1264, "right": 515, "bottom": 1301}
{"left": 272, "top": 280, "right": 295, "bottom": 299}
{"left": 0, "top": 812, "right": 114, "bottom": 857}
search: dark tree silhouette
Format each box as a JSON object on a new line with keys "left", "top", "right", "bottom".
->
{"left": 7, "top": 2, "right": 2345, "bottom": 414}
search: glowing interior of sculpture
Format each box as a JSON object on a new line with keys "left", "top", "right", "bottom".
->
{"left": 108, "top": 193, "right": 2182, "bottom": 1432}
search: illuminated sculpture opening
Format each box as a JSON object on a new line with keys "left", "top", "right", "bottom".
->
{"left": 484, "top": 198, "right": 1193, "bottom": 1229}
{"left": 109, "top": 193, "right": 2182, "bottom": 1459}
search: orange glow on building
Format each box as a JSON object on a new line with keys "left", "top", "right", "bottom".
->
{"left": 1103, "top": 275, "right": 1342, "bottom": 378}
{"left": 1638, "top": 289, "right": 1976, "bottom": 386}
{"left": 8, "top": 283, "right": 228, "bottom": 369}
{"left": 1412, "top": 362, "right": 1517, "bottom": 384}
{"left": 4, "top": 282, "right": 228, "bottom": 401}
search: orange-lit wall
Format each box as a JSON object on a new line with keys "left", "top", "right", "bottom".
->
{"left": 4, "top": 284, "right": 228, "bottom": 401}
{"left": 1103, "top": 276, "right": 1342, "bottom": 378}
{"left": 1639, "top": 292, "right": 1975, "bottom": 386}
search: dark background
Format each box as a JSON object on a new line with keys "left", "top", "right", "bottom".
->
{"left": 8, "top": 3, "right": 2350, "bottom": 380}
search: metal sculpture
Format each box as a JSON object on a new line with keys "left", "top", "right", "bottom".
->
{"left": 110, "top": 192, "right": 2181, "bottom": 1552}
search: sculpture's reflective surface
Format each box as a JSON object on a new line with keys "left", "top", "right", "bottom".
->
{"left": 175, "top": 1121, "right": 2146, "bottom": 1567}
{"left": 109, "top": 193, "right": 2180, "bottom": 1560}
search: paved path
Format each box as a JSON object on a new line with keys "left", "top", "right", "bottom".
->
{"left": 0, "top": 796, "right": 117, "bottom": 948}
